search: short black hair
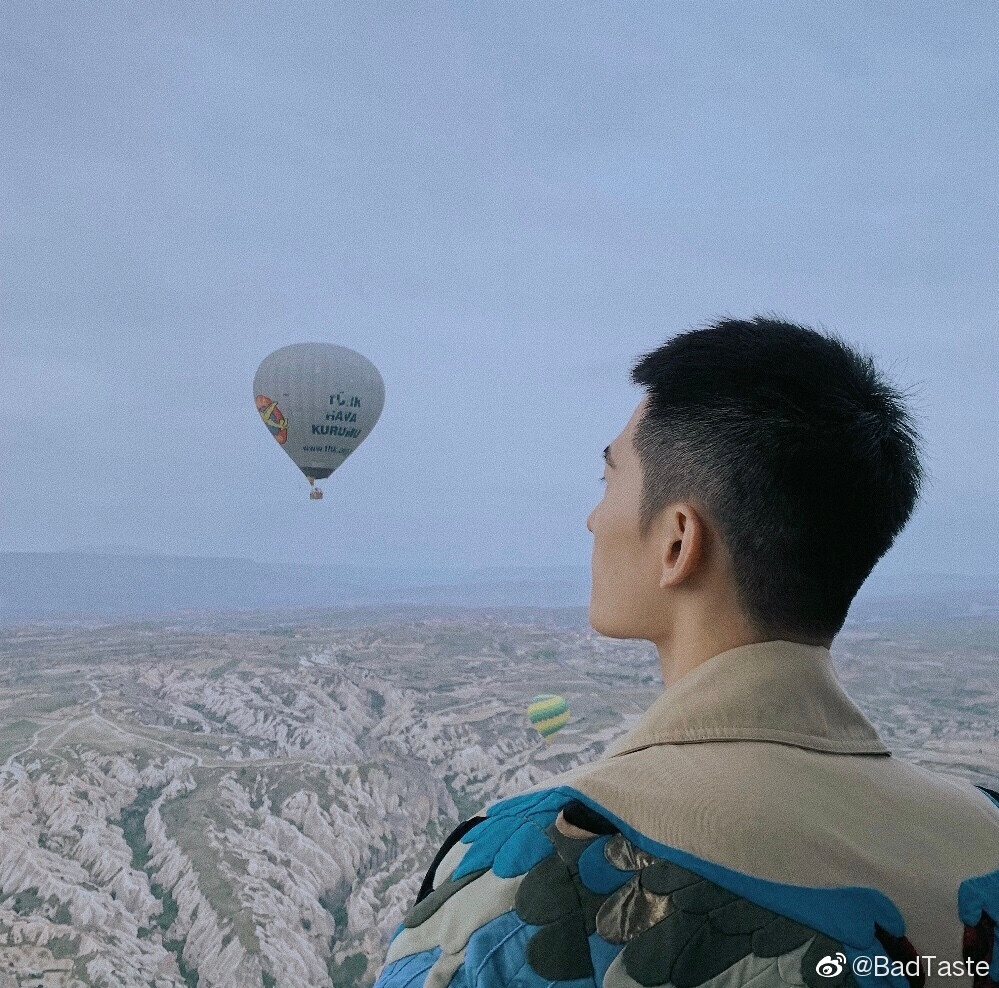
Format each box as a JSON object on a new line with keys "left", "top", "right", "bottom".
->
{"left": 631, "top": 316, "right": 923, "bottom": 640}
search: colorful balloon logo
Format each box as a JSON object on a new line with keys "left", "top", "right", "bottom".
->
{"left": 255, "top": 395, "right": 288, "bottom": 445}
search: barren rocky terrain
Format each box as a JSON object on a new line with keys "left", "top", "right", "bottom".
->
{"left": 0, "top": 608, "right": 995, "bottom": 987}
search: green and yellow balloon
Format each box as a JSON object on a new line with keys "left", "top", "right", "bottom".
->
{"left": 527, "top": 694, "right": 569, "bottom": 742}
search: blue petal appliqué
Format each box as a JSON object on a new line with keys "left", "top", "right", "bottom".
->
{"left": 453, "top": 816, "right": 523, "bottom": 879}
{"left": 493, "top": 821, "right": 555, "bottom": 878}
{"left": 375, "top": 947, "right": 442, "bottom": 988}
{"left": 587, "top": 929, "right": 624, "bottom": 986}
{"left": 959, "top": 868, "right": 999, "bottom": 926}
{"left": 959, "top": 868, "right": 999, "bottom": 979}
{"left": 453, "top": 789, "right": 563, "bottom": 880}
{"left": 577, "top": 835, "right": 631, "bottom": 895}
{"left": 445, "top": 911, "right": 571, "bottom": 988}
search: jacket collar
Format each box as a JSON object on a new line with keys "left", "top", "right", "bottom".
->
{"left": 606, "top": 639, "right": 889, "bottom": 758}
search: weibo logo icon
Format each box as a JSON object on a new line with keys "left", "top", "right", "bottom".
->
{"left": 815, "top": 954, "right": 846, "bottom": 978}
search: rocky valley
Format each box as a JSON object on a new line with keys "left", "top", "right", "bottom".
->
{"left": 0, "top": 607, "right": 995, "bottom": 987}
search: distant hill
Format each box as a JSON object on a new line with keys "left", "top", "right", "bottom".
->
{"left": 847, "top": 571, "right": 999, "bottom": 623}
{"left": 0, "top": 552, "right": 995, "bottom": 625}
{"left": 0, "top": 552, "right": 591, "bottom": 623}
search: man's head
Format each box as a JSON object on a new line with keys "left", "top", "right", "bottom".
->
{"left": 587, "top": 317, "right": 923, "bottom": 647}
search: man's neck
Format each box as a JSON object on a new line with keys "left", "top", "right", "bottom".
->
{"left": 653, "top": 612, "right": 830, "bottom": 688}
{"left": 655, "top": 631, "right": 766, "bottom": 689}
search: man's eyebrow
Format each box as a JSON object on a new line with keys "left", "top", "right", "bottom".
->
{"left": 603, "top": 445, "right": 616, "bottom": 468}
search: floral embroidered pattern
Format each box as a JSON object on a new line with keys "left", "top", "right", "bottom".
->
{"left": 596, "top": 832, "right": 856, "bottom": 988}
{"left": 510, "top": 801, "right": 858, "bottom": 988}
{"left": 514, "top": 810, "right": 608, "bottom": 980}
{"left": 383, "top": 791, "right": 932, "bottom": 988}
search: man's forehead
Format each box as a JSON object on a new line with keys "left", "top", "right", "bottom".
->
{"left": 607, "top": 399, "right": 647, "bottom": 461}
{"left": 626, "top": 398, "right": 648, "bottom": 431}
{"left": 619, "top": 399, "right": 648, "bottom": 444}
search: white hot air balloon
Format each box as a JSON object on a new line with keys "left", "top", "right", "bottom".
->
{"left": 253, "top": 343, "right": 385, "bottom": 499}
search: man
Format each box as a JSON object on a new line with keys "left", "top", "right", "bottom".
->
{"left": 374, "top": 318, "right": 999, "bottom": 988}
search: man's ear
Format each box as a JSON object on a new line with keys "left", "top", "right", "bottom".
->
{"left": 657, "top": 502, "right": 705, "bottom": 589}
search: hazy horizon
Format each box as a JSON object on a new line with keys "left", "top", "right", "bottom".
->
{"left": 1, "top": 549, "right": 997, "bottom": 629}
{"left": 4, "top": 546, "right": 999, "bottom": 581}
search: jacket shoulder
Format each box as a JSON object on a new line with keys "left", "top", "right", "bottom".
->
{"left": 374, "top": 786, "right": 929, "bottom": 988}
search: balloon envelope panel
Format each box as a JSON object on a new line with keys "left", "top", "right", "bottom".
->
{"left": 528, "top": 693, "right": 569, "bottom": 739}
{"left": 253, "top": 343, "right": 385, "bottom": 482}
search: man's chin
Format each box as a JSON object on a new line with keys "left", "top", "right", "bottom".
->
{"left": 588, "top": 599, "right": 627, "bottom": 639}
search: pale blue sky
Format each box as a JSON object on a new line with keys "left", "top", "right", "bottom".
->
{"left": 2, "top": 2, "right": 996, "bottom": 574}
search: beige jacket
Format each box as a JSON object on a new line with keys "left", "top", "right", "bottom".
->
{"left": 377, "top": 640, "right": 999, "bottom": 988}
{"left": 548, "top": 641, "right": 998, "bottom": 967}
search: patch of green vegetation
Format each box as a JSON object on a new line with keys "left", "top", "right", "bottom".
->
{"left": 262, "top": 973, "right": 277, "bottom": 988}
{"left": 47, "top": 934, "right": 76, "bottom": 959}
{"left": 165, "top": 940, "right": 200, "bottom": 988}
{"left": 133, "top": 750, "right": 154, "bottom": 772}
{"left": 318, "top": 889, "right": 349, "bottom": 934}
{"left": 263, "top": 764, "right": 337, "bottom": 816}
{"left": 52, "top": 901, "right": 72, "bottom": 925}
{"left": 368, "top": 689, "right": 385, "bottom": 714}
{"left": 266, "top": 774, "right": 306, "bottom": 816}
{"left": 376, "top": 867, "right": 407, "bottom": 897}
{"left": 4, "top": 691, "right": 78, "bottom": 719}
{"left": 72, "top": 953, "right": 99, "bottom": 980}
{"left": 0, "top": 718, "right": 37, "bottom": 762}
{"left": 117, "top": 786, "right": 162, "bottom": 872}
{"left": 160, "top": 778, "right": 261, "bottom": 956}
{"left": 430, "top": 629, "right": 483, "bottom": 657}
{"left": 122, "top": 832, "right": 191, "bottom": 988}
{"left": 328, "top": 952, "right": 368, "bottom": 988}
{"left": 446, "top": 782, "right": 480, "bottom": 821}
{"left": 207, "top": 657, "right": 241, "bottom": 680}
{"left": 262, "top": 625, "right": 297, "bottom": 638}
{"left": 151, "top": 883, "right": 179, "bottom": 931}
{"left": 186, "top": 702, "right": 237, "bottom": 733}
{"left": 11, "top": 886, "right": 43, "bottom": 914}
{"left": 41, "top": 693, "right": 79, "bottom": 713}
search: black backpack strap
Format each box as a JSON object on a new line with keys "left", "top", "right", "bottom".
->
{"left": 415, "top": 815, "right": 486, "bottom": 905}
{"left": 561, "top": 798, "right": 619, "bottom": 835}
{"left": 976, "top": 785, "right": 999, "bottom": 809}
